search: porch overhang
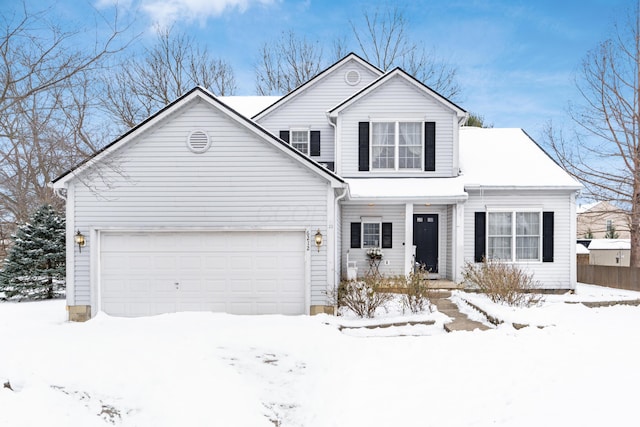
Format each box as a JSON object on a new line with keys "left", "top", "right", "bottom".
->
{"left": 343, "top": 178, "right": 468, "bottom": 204}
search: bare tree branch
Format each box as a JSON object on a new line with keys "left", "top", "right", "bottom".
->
{"left": 348, "top": 4, "right": 460, "bottom": 99}
{"left": 255, "top": 30, "right": 325, "bottom": 96}
{"left": 102, "top": 25, "right": 237, "bottom": 130}
{"left": 0, "top": 2, "right": 129, "bottom": 224}
{"left": 543, "top": 4, "right": 640, "bottom": 265}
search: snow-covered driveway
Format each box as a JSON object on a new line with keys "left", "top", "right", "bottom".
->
{"left": 1, "top": 284, "right": 640, "bottom": 426}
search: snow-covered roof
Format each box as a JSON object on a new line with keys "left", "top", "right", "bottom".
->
{"left": 587, "top": 239, "right": 630, "bottom": 250}
{"left": 576, "top": 243, "right": 590, "bottom": 254}
{"left": 218, "top": 96, "right": 281, "bottom": 118}
{"left": 344, "top": 128, "right": 580, "bottom": 201}
{"left": 459, "top": 127, "right": 582, "bottom": 190}
{"left": 346, "top": 177, "right": 468, "bottom": 202}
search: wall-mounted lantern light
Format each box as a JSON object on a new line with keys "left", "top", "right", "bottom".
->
{"left": 75, "top": 230, "right": 86, "bottom": 253}
{"left": 314, "top": 229, "right": 323, "bottom": 252}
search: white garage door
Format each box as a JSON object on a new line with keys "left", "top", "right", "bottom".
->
{"left": 100, "top": 231, "right": 306, "bottom": 317}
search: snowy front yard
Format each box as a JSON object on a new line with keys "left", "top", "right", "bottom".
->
{"left": 2, "top": 284, "right": 640, "bottom": 426}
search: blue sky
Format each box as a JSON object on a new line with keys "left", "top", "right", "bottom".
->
{"left": 7, "top": 0, "right": 633, "bottom": 140}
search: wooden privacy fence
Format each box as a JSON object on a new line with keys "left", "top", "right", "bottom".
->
{"left": 577, "top": 264, "right": 640, "bottom": 292}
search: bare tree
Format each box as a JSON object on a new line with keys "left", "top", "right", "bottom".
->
{"left": 255, "top": 30, "right": 325, "bottom": 95}
{"left": 349, "top": 4, "right": 460, "bottom": 100}
{"left": 0, "top": 3, "right": 128, "bottom": 224}
{"left": 103, "top": 26, "right": 237, "bottom": 130}
{"left": 545, "top": 4, "right": 640, "bottom": 266}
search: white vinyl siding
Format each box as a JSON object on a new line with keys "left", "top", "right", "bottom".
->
{"left": 465, "top": 189, "right": 576, "bottom": 289}
{"left": 445, "top": 205, "right": 454, "bottom": 279}
{"left": 338, "top": 75, "right": 457, "bottom": 177}
{"left": 256, "top": 59, "right": 380, "bottom": 167}
{"left": 70, "top": 99, "right": 332, "bottom": 309}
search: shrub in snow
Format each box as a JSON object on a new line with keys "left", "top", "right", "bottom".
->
{"left": 400, "top": 268, "right": 433, "bottom": 314}
{"left": 461, "top": 259, "right": 542, "bottom": 307}
{"left": 0, "top": 205, "right": 65, "bottom": 300}
{"left": 337, "top": 274, "right": 394, "bottom": 318}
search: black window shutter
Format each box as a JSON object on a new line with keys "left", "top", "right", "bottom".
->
{"left": 279, "top": 130, "right": 290, "bottom": 143}
{"left": 542, "top": 212, "right": 554, "bottom": 262}
{"left": 424, "top": 122, "right": 436, "bottom": 171}
{"left": 350, "top": 222, "right": 362, "bottom": 248}
{"left": 310, "top": 131, "right": 321, "bottom": 156}
{"left": 358, "top": 122, "right": 370, "bottom": 171}
{"left": 474, "top": 212, "right": 486, "bottom": 262}
{"left": 382, "top": 223, "right": 392, "bottom": 248}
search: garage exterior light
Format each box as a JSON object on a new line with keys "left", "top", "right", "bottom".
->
{"left": 75, "top": 230, "right": 86, "bottom": 252}
{"left": 314, "top": 229, "right": 323, "bottom": 252}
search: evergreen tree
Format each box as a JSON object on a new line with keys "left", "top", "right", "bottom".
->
{"left": 0, "top": 205, "right": 65, "bottom": 300}
{"left": 604, "top": 225, "right": 619, "bottom": 239}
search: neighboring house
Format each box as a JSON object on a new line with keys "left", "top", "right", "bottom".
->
{"left": 51, "top": 54, "right": 582, "bottom": 321}
{"left": 577, "top": 201, "right": 630, "bottom": 239}
{"left": 585, "top": 239, "right": 630, "bottom": 267}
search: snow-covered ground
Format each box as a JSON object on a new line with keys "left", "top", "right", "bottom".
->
{"left": 2, "top": 283, "right": 640, "bottom": 426}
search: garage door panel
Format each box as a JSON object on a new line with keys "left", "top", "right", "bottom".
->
{"left": 100, "top": 231, "right": 306, "bottom": 316}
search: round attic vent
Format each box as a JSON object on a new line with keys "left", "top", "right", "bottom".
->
{"left": 186, "top": 130, "right": 211, "bottom": 153}
{"left": 345, "top": 69, "right": 361, "bottom": 86}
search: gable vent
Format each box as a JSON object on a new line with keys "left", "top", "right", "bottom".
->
{"left": 345, "top": 70, "right": 361, "bottom": 86}
{"left": 187, "top": 130, "right": 211, "bottom": 153}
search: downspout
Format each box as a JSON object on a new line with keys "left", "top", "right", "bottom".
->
{"left": 327, "top": 113, "right": 339, "bottom": 175}
{"left": 333, "top": 185, "right": 348, "bottom": 312}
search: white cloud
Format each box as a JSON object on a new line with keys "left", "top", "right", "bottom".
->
{"left": 138, "top": 0, "right": 276, "bottom": 26}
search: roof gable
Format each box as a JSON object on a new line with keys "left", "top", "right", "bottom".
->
{"left": 52, "top": 87, "right": 344, "bottom": 187}
{"left": 328, "top": 68, "right": 467, "bottom": 120}
{"left": 252, "top": 53, "right": 383, "bottom": 120}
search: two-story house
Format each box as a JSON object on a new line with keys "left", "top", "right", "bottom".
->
{"left": 52, "top": 54, "right": 582, "bottom": 321}
{"left": 577, "top": 201, "right": 630, "bottom": 239}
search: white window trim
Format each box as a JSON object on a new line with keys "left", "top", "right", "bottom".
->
{"left": 370, "top": 121, "right": 424, "bottom": 171}
{"left": 486, "top": 209, "right": 542, "bottom": 263}
{"left": 290, "top": 128, "right": 310, "bottom": 155}
{"left": 361, "top": 220, "right": 382, "bottom": 249}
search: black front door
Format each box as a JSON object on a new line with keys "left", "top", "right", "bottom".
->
{"left": 413, "top": 214, "right": 438, "bottom": 273}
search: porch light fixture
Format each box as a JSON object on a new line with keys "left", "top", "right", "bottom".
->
{"left": 75, "top": 230, "right": 86, "bottom": 253}
{"left": 314, "top": 229, "right": 323, "bottom": 252}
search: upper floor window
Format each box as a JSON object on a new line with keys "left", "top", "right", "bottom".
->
{"left": 488, "top": 211, "right": 541, "bottom": 262}
{"left": 371, "top": 121, "right": 422, "bottom": 171}
{"left": 290, "top": 130, "right": 309, "bottom": 155}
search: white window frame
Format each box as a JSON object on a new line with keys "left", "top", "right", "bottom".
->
{"left": 290, "top": 129, "right": 310, "bottom": 155}
{"left": 361, "top": 217, "right": 382, "bottom": 248}
{"left": 370, "top": 121, "right": 423, "bottom": 171}
{"left": 487, "top": 210, "right": 542, "bottom": 263}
